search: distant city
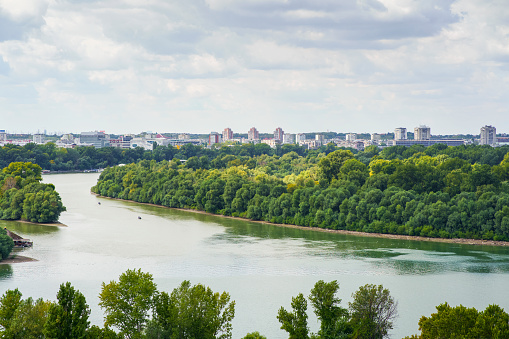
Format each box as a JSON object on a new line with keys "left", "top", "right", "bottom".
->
{"left": 0, "top": 125, "right": 506, "bottom": 151}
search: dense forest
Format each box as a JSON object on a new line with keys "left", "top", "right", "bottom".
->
{"left": 2, "top": 141, "right": 509, "bottom": 172}
{"left": 92, "top": 144, "right": 509, "bottom": 242}
{"left": 0, "top": 162, "right": 66, "bottom": 223}
{"left": 0, "top": 269, "right": 507, "bottom": 338}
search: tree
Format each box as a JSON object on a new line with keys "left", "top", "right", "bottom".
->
{"left": 0, "top": 228, "right": 14, "bottom": 260}
{"left": 309, "top": 280, "right": 349, "bottom": 338}
{"left": 150, "top": 280, "right": 235, "bottom": 339}
{"left": 348, "top": 284, "right": 397, "bottom": 339}
{"left": 0, "top": 289, "right": 22, "bottom": 332}
{"left": 3, "top": 297, "right": 52, "bottom": 338}
{"left": 241, "top": 332, "right": 267, "bottom": 339}
{"left": 44, "top": 282, "right": 90, "bottom": 339}
{"left": 99, "top": 269, "right": 157, "bottom": 338}
{"left": 318, "top": 150, "right": 354, "bottom": 183}
{"left": 407, "top": 303, "right": 509, "bottom": 339}
{"left": 277, "top": 293, "right": 309, "bottom": 339}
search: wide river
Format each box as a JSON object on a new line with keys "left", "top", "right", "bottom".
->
{"left": 1, "top": 173, "right": 509, "bottom": 338}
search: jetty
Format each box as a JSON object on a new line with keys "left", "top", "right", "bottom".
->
{"left": 4, "top": 228, "right": 33, "bottom": 248}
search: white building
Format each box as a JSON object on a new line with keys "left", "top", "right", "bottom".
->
{"left": 283, "top": 133, "right": 296, "bottom": 144}
{"left": 315, "top": 134, "right": 324, "bottom": 146}
{"left": 371, "top": 133, "right": 381, "bottom": 144}
{"left": 394, "top": 128, "right": 407, "bottom": 140}
{"left": 32, "top": 133, "right": 45, "bottom": 144}
{"left": 480, "top": 125, "right": 497, "bottom": 146}
{"left": 414, "top": 126, "right": 431, "bottom": 140}
{"left": 346, "top": 133, "right": 357, "bottom": 142}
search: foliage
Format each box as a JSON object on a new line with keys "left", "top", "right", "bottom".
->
{"left": 241, "top": 332, "right": 267, "bottom": 339}
{"left": 93, "top": 143, "right": 509, "bottom": 242}
{"left": 0, "top": 289, "right": 22, "bottom": 332}
{"left": 0, "top": 228, "right": 14, "bottom": 260}
{"left": 277, "top": 293, "right": 309, "bottom": 339}
{"left": 149, "top": 280, "right": 235, "bottom": 339}
{"left": 99, "top": 269, "right": 157, "bottom": 338}
{"left": 0, "top": 162, "right": 66, "bottom": 224}
{"left": 405, "top": 303, "right": 509, "bottom": 339}
{"left": 348, "top": 284, "right": 397, "bottom": 339}
{"left": 309, "top": 280, "right": 349, "bottom": 338}
{"left": 44, "top": 282, "right": 90, "bottom": 339}
{"left": 0, "top": 292, "right": 53, "bottom": 339}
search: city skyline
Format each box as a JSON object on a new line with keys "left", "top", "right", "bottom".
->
{"left": 0, "top": 0, "right": 508, "bottom": 134}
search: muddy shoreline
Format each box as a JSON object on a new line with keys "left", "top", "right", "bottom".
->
{"left": 92, "top": 192, "right": 509, "bottom": 247}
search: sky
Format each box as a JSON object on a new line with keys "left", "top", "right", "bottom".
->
{"left": 0, "top": 0, "right": 508, "bottom": 135}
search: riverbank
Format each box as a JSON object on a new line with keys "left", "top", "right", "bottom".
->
{"left": 11, "top": 220, "right": 67, "bottom": 227}
{"left": 93, "top": 193, "right": 509, "bottom": 248}
{"left": 0, "top": 255, "right": 37, "bottom": 265}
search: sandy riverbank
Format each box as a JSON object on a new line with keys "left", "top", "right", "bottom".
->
{"left": 93, "top": 193, "right": 509, "bottom": 247}
{"left": 14, "top": 220, "right": 67, "bottom": 227}
{"left": 0, "top": 255, "right": 37, "bottom": 265}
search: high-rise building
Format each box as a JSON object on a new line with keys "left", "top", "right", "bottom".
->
{"left": 0, "top": 130, "right": 6, "bottom": 143}
{"left": 315, "top": 134, "right": 325, "bottom": 146}
{"left": 222, "top": 128, "right": 233, "bottom": 141}
{"left": 248, "top": 127, "right": 259, "bottom": 140}
{"left": 480, "top": 125, "right": 497, "bottom": 145}
{"left": 296, "top": 133, "right": 306, "bottom": 143}
{"left": 394, "top": 128, "right": 407, "bottom": 140}
{"left": 274, "top": 127, "right": 284, "bottom": 143}
{"left": 80, "top": 131, "right": 110, "bottom": 148}
{"left": 414, "top": 126, "right": 431, "bottom": 140}
{"left": 346, "top": 133, "right": 357, "bottom": 142}
{"left": 209, "top": 132, "right": 221, "bottom": 146}
{"left": 32, "top": 133, "right": 45, "bottom": 144}
{"left": 283, "top": 133, "right": 296, "bottom": 144}
{"left": 371, "top": 133, "right": 381, "bottom": 144}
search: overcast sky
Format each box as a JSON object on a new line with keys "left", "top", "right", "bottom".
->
{"left": 0, "top": 0, "right": 508, "bottom": 135}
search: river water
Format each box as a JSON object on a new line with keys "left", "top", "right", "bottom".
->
{"left": 1, "top": 173, "right": 509, "bottom": 338}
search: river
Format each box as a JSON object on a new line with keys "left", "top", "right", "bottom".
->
{"left": 1, "top": 173, "right": 509, "bottom": 338}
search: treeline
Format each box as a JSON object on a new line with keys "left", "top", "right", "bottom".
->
{"left": 1, "top": 269, "right": 507, "bottom": 338}
{"left": 2, "top": 141, "right": 509, "bottom": 173}
{"left": 0, "top": 162, "right": 66, "bottom": 224}
{"left": 93, "top": 146, "right": 509, "bottom": 241}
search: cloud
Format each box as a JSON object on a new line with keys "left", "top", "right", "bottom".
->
{"left": 0, "top": 0, "right": 507, "bottom": 134}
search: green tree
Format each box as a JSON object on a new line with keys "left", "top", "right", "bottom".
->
{"left": 44, "top": 282, "right": 90, "bottom": 339}
{"left": 309, "top": 280, "right": 349, "bottom": 338}
{"left": 99, "top": 269, "right": 157, "bottom": 338}
{"left": 277, "top": 293, "right": 309, "bottom": 339}
{"left": 0, "top": 289, "right": 22, "bottom": 332}
{"left": 348, "top": 284, "right": 397, "bottom": 339}
{"left": 241, "top": 332, "right": 267, "bottom": 339}
{"left": 407, "top": 303, "right": 509, "bottom": 339}
{"left": 318, "top": 150, "right": 354, "bottom": 183}
{"left": 3, "top": 297, "right": 52, "bottom": 339}
{"left": 0, "top": 228, "right": 14, "bottom": 260}
{"left": 150, "top": 280, "right": 235, "bottom": 339}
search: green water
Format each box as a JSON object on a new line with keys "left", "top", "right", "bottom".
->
{"left": 1, "top": 173, "right": 508, "bottom": 338}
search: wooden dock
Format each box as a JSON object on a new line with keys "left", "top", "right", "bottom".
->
{"left": 4, "top": 229, "right": 33, "bottom": 248}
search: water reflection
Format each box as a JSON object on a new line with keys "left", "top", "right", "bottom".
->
{"left": 0, "top": 220, "right": 60, "bottom": 236}
{"left": 0, "top": 265, "right": 13, "bottom": 281}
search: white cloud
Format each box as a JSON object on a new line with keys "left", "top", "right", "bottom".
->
{"left": 0, "top": 0, "right": 507, "bottom": 134}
